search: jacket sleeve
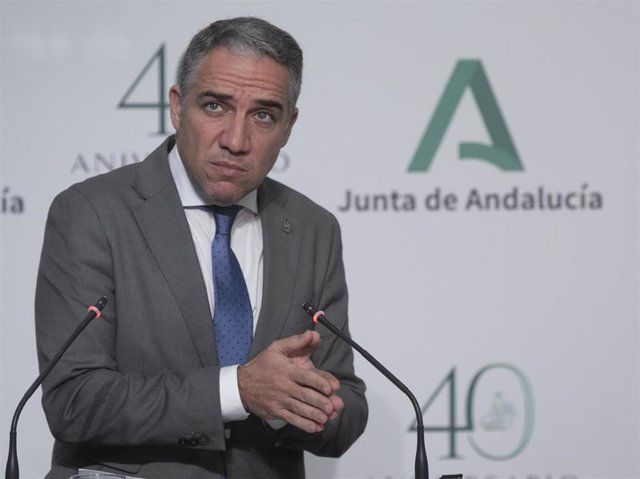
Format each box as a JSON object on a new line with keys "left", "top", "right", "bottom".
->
{"left": 271, "top": 214, "right": 368, "bottom": 457}
{"left": 35, "top": 187, "right": 227, "bottom": 450}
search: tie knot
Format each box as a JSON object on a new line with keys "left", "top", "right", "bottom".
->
{"left": 212, "top": 205, "right": 242, "bottom": 237}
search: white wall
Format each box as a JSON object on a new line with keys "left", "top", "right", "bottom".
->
{"left": 1, "top": 1, "right": 638, "bottom": 478}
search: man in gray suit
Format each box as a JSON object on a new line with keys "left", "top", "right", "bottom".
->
{"left": 36, "top": 17, "right": 367, "bottom": 478}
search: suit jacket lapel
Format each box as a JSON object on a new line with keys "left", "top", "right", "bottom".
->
{"left": 130, "top": 137, "right": 218, "bottom": 366}
{"left": 251, "top": 178, "right": 302, "bottom": 356}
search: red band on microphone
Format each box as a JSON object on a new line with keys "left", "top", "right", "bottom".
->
{"left": 312, "top": 310, "right": 325, "bottom": 324}
{"left": 87, "top": 305, "right": 102, "bottom": 319}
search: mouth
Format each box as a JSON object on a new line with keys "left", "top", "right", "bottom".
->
{"left": 211, "top": 160, "right": 247, "bottom": 178}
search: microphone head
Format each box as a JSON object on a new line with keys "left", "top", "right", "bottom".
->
{"left": 301, "top": 302, "right": 317, "bottom": 316}
{"left": 96, "top": 296, "right": 109, "bottom": 311}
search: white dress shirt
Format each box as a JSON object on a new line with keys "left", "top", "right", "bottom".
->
{"left": 168, "top": 146, "right": 262, "bottom": 422}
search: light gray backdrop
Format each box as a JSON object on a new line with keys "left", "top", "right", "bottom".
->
{"left": 1, "top": 1, "right": 638, "bottom": 478}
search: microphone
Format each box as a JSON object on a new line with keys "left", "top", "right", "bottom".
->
{"left": 302, "top": 303, "right": 463, "bottom": 479}
{"left": 5, "top": 296, "right": 108, "bottom": 479}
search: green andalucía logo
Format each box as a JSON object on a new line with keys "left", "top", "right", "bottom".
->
{"left": 408, "top": 60, "right": 523, "bottom": 172}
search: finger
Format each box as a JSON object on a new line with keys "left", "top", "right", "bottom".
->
{"left": 289, "top": 366, "right": 335, "bottom": 396}
{"left": 249, "top": 364, "right": 335, "bottom": 418}
{"left": 278, "top": 376, "right": 337, "bottom": 418}
{"left": 316, "top": 370, "right": 341, "bottom": 392}
{"left": 279, "top": 408, "right": 325, "bottom": 434}
{"left": 276, "top": 330, "right": 321, "bottom": 358}
{"left": 290, "top": 353, "right": 315, "bottom": 370}
{"left": 285, "top": 395, "right": 332, "bottom": 425}
{"left": 327, "top": 394, "right": 344, "bottom": 419}
{"left": 258, "top": 381, "right": 334, "bottom": 430}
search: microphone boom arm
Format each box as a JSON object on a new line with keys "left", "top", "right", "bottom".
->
{"left": 5, "top": 296, "right": 108, "bottom": 479}
{"left": 302, "top": 302, "right": 429, "bottom": 479}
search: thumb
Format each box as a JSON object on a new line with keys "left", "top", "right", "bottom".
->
{"left": 275, "top": 330, "right": 321, "bottom": 358}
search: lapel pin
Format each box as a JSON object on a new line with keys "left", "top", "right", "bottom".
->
{"left": 282, "top": 218, "right": 292, "bottom": 234}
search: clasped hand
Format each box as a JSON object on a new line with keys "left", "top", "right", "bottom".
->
{"left": 237, "top": 330, "right": 344, "bottom": 433}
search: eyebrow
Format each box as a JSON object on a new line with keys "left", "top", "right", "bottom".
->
{"left": 198, "top": 90, "right": 233, "bottom": 102}
{"left": 254, "top": 99, "right": 284, "bottom": 111}
{"left": 198, "top": 90, "right": 284, "bottom": 112}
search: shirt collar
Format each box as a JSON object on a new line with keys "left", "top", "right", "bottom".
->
{"left": 168, "top": 144, "right": 258, "bottom": 214}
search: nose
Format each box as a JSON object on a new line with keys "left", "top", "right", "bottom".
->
{"left": 219, "top": 114, "right": 250, "bottom": 155}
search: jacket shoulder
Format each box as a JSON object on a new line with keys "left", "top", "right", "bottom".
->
{"left": 260, "top": 177, "right": 337, "bottom": 226}
{"left": 58, "top": 136, "right": 174, "bottom": 205}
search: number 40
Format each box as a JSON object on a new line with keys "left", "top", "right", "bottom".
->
{"left": 409, "top": 364, "right": 534, "bottom": 461}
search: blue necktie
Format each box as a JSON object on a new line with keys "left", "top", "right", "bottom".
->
{"left": 211, "top": 205, "right": 253, "bottom": 366}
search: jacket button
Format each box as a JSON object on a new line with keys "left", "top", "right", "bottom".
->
{"left": 178, "top": 433, "right": 210, "bottom": 447}
{"left": 178, "top": 435, "right": 197, "bottom": 446}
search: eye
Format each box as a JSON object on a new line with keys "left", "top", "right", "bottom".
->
{"left": 205, "top": 102, "right": 223, "bottom": 112}
{"left": 255, "top": 111, "right": 275, "bottom": 123}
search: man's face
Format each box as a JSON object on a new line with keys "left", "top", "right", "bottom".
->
{"left": 169, "top": 48, "right": 298, "bottom": 205}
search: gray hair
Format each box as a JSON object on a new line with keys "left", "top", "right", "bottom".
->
{"left": 177, "top": 17, "right": 303, "bottom": 111}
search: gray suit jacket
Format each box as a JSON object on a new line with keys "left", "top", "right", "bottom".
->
{"left": 35, "top": 137, "right": 367, "bottom": 478}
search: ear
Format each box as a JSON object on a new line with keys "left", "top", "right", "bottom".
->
{"left": 168, "top": 85, "right": 182, "bottom": 131}
{"left": 281, "top": 108, "right": 299, "bottom": 147}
